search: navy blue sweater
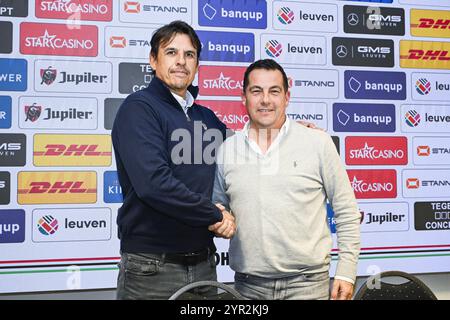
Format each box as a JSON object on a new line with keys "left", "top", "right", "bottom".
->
{"left": 112, "top": 76, "right": 227, "bottom": 253}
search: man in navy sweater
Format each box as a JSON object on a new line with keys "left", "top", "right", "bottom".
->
{"left": 112, "top": 21, "right": 236, "bottom": 300}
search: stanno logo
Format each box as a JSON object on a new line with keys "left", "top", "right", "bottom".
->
{"left": 265, "top": 40, "right": 283, "bottom": 58}
{"left": 416, "top": 78, "right": 432, "bottom": 95}
{"left": 37, "top": 215, "right": 58, "bottom": 235}
{"left": 124, "top": 1, "right": 140, "bottom": 13}
{"left": 405, "top": 110, "right": 421, "bottom": 127}
{"left": 110, "top": 36, "right": 126, "bottom": 48}
{"left": 417, "top": 146, "right": 431, "bottom": 156}
{"left": 277, "top": 7, "right": 294, "bottom": 24}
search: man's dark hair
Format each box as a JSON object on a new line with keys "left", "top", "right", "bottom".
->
{"left": 150, "top": 20, "right": 202, "bottom": 62}
{"left": 243, "top": 59, "right": 289, "bottom": 93}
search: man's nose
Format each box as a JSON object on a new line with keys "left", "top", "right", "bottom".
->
{"left": 261, "top": 91, "right": 270, "bottom": 105}
{"left": 176, "top": 52, "right": 186, "bottom": 65}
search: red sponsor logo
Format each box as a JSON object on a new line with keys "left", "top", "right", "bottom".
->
{"left": 18, "top": 181, "right": 96, "bottom": 194}
{"left": 417, "top": 145, "right": 431, "bottom": 156}
{"left": 197, "top": 100, "right": 249, "bottom": 130}
{"left": 347, "top": 170, "right": 397, "bottom": 199}
{"left": 20, "top": 22, "right": 98, "bottom": 57}
{"left": 198, "top": 66, "right": 245, "bottom": 97}
{"left": 345, "top": 136, "right": 408, "bottom": 165}
{"left": 418, "top": 18, "right": 450, "bottom": 29}
{"left": 110, "top": 36, "right": 127, "bottom": 48}
{"left": 406, "top": 178, "right": 420, "bottom": 189}
{"left": 124, "top": 1, "right": 140, "bottom": 13}
{"left": 35, "top": 0, "right": 113, "bottom": 21}
{"left": 34, "top": 145, "right": 111, "bottom": 157}
{"left": 407, "top": 49, "right": 450, "bottom": 61}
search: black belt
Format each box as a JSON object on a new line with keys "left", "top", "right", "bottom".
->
{"left": 163, "top": 249, "right": 212, "bottom": 266}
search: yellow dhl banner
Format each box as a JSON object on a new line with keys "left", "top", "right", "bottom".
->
{"left": 33, "top": 134, "right": 112, "bottom": 167}
{"left": 400, "top": 40, "right": 450, "bottom": 69}
{"left": 411, "top": 9, "right": 450, "bottom": 38}
{"left": 18, "top": 171, "right": 97, "bottom": 204}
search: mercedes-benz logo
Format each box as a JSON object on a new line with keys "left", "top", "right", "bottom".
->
{"left": 347, "top": 13, "right": 359, "bottom": 26}
{"left": 336, "top": 45, "right": 348, "bottom": 58}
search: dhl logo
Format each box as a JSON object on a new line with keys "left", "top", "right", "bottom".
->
{"left": 18, "top": 171, "right": 97, "bottom": 204}
{"left": 33, "top": 134, "right": 112, "bottom": 167}
{"left": 400, "top": 40, "right": 450, "bottom": 69}
{"left": 411, "top": 10, "right": 450, "bottom": 38}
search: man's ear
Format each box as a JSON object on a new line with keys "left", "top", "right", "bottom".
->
{"left": 149, "top": 53, "right": 156, "bottom": 70}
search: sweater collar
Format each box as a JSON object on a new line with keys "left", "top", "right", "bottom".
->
{"left": 146, "top": 75, "right": 199, "bottom": 109}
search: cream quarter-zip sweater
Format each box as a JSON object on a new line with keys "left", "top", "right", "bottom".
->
{"left": 213, "top": 118, "right": 361, "bottom": 282}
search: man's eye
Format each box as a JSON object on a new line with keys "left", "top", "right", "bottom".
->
{"left": 166, "top": 51, "right": 176, "bottom": 55}
{"left": 186, "top": 52, "right": 195, "bottom": 58}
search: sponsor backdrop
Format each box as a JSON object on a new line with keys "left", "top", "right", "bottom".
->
{"left": 0, "top": 0, "right": 449, "bottom": 293}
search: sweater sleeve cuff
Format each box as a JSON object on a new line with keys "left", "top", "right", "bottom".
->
{"left": 334, "top": 275, "right": 355, "bottom": 285}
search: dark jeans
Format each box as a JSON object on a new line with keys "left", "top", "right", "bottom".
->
{"left": 116, "top": 251, "right": 217, "bottom": 300}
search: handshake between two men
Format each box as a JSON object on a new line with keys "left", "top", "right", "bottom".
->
{"left": 208, "top": 204, "right": 236, "bottom": 239}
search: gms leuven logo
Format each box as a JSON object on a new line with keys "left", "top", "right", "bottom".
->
{"left": 37, "top": 215, "right": 58, "bottom": 235}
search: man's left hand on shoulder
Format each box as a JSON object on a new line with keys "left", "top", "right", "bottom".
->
{"left": 331, "top": 279, "right": 354, "bottom": 300}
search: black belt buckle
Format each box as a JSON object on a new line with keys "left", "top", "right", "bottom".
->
{"left": 184, "top": 252, "right": 201, "bottom": 266}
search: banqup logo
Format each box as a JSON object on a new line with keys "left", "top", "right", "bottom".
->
{"left": 261, "top": 34, "right": 326, "bottom": 65}
{"left": 20, "top": 22, "right": 98, "bottom": 57}
{"left": 0, "top": 210, "right": 25, "bottom": 243}
{"left": 198, "top": 30, "right": 254, "bottom": 63}
{"left": 333, "top": 37, "right": 394, "bottom": 68}
{"left": 37, "top": 215, "right": 58, "bottom": 235}
{"left": 199, "top": 0, "right": 266, "bottom": 29}
{"left": 345, "top": 136, "right": 408, "bottom": 165}
{"left": 401, "top": 105, "right": 450, "bottom": 133}
{"left": 412, "top": 73, "right": 450, "bottom": 102}
{"left": 198, "top": 100, "right": 248, "bottom": 131}
{"left": 345, "top": 70, "right": 406, "bottom": 100}
{"left": 198, "top": 66, "right": 245, "bottom": 97}
{"left": 34, "top": 60, "right": 112, "bottom": 94}
{"left": 36, "top": 0, "right": 112, "bottom": 21}
{"left": 344, "top": 5, "right": 405, "bottom": 36}
{"left": 0, "top": 58, "right": 27, "bottom": 92}
{"left": 273, "top": 2, "right": 337, "bottom": 33}
{"left": 33, "top": 134, "right": 112, "bottom": 167}
{"left": 0, "top": 96, "right": 11, "bottom": 129}
{"left": 333, "top": 103, "right": 395, "bottom": 132}
{"left": 347, "top": 169, "right": 397, "bottom": 199}
{"left": 18, "top": 171, "right": 97, "bottom": 204}
{"left": 104, "top": 171, "right": 123, "bottom": 203}
{"left": 32, "top": 208, "right": 111, "bottom": 242}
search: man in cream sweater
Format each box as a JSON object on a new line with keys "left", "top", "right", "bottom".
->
{"left": 211, "top": 59, "right": 361, "bottom": 300}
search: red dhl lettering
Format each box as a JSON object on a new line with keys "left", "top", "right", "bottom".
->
{"left": 418, "top": 18, "right": 450, "bottom": 29}
{"left": 34, "top": 144, "right": 111, "bottom": 156}
{"left": 407, "top": 49, "right": 450, "bottom": 60}
{"left": 19, "top": 181, "right": 96, "bottom": 194}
